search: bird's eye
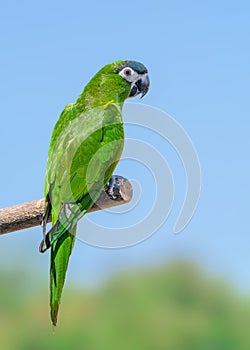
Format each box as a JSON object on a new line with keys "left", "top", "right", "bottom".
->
{"left": 124, "top": 68, "right": 132, "bottom": 76}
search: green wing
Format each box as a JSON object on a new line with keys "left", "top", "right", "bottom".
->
{"left": 43, "top": 102, "right": 124, "bottom": 326}
{"left": 45, "top": 102, "right": 123, "bottom": 219}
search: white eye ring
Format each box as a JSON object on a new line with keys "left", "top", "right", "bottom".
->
{"left": 123, "top": 68, "right": 132, "bottom": 76}
{"left": 119, "top": 67, "right": 138, "bottom": 83}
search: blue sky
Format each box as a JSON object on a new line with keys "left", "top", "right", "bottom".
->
{"left": 0, "top": 1, "right": 250, "bottom": 291}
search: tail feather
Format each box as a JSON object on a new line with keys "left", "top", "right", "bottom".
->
{"left": 50, "top": 225, "right": 76, "bottom": 326}
{"left": 41, "top": 193, "right": 97, "bottom": 326}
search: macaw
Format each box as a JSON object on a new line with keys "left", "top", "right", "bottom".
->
{"left": 39, "top": 60, "right": 150, "bottom": 326}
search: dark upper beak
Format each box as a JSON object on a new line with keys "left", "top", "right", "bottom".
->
{"left": 129, "top": 73, "right": 150, "bottom": 98}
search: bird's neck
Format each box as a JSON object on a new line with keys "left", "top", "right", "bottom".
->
{"left": 74, "top": 73, "right": 130, "bottom": 113}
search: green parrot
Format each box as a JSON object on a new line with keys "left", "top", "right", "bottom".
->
{"left": 39, "top": 60, "right": 150, "bottom": 326}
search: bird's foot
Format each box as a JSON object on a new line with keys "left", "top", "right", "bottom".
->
{"left": 106, "top": 175, "right": 125, "bottom": 200}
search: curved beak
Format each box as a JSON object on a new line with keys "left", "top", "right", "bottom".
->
{"left": 129, "top": 73, "right": 150, "bottom": 98}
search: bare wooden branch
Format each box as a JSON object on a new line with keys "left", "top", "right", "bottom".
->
{"left": 0, "top": 176, "right": 132, "bottom": 235}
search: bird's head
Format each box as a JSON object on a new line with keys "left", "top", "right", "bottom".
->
{"left": 81, "top": 60, "right": 150, "bottom": 107}
{"left": 116, "top": 60, "right": 150, "bottom": 99}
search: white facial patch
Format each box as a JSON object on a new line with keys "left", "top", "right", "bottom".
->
{"left": 119, "top": 67, "right": 139, "bottom": 83}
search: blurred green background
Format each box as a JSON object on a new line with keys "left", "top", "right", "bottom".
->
{"left": 1, "top": 262, "right": 250, "bottom": 350}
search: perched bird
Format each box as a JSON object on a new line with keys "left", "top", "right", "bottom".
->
{"left": 40, "top": 60, "right": 150, "bottom": 326}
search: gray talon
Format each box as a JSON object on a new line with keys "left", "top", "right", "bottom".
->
{"left": 107, "top": 175, "right": 124, "bottom": 199}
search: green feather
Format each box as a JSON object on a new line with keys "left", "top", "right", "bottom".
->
{"left": 50, "top": 227, "right": 75, "bottom": 326}
{"left": 43, "top": 60, "right": 132, "bottom": 326}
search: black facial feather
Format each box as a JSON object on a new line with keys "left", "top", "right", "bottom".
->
{"left": 119, "top": 60, "right": 148, "bottom": 74}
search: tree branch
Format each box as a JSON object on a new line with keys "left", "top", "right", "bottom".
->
{"left": 0, "top": 176, "right": 132, "bottom": 235}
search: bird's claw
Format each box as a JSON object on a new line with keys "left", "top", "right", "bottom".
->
{"left": 107, "top": 175, "right": 124, "bottom": 200}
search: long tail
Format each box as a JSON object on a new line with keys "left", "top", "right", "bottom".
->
{"left": 39, "top": 195, "right": 96, "bottom": 325}
{"left": 50, "top": 224, "right": 76, "bottom": 326}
